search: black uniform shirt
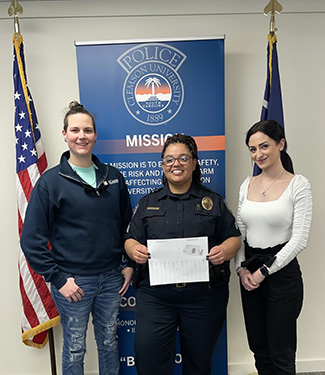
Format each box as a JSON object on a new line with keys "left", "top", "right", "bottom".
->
{"left": 126, "top": 182, "right": 240, "bottom": 248}
{"left": 126, "top": 182, "right": 240, "bottom": 288}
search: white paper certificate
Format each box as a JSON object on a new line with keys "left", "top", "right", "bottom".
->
{"left": 147, "top": 237, "right": 209, "bottom": 286}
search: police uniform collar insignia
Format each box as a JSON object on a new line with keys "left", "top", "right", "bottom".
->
{"left": 201, "top": 196, "right": 213, "bottom": 211}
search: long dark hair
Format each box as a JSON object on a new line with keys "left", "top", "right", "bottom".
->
{"left": 63, "top": 101, "right": 96, "bottom": 133}
{"left": 246, "top": 120, "right": 294, "bottom": 173}
{"left": 161, "top": 134, "right": 201, "bottom": 184}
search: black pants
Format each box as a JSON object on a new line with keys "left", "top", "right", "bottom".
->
{"left": 240, "top": 258, "right": 303, "bottom": 375}
{"left": 134, "top": 281, "right": 229, "bottom": 375}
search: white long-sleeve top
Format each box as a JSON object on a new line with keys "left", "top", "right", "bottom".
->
{"left": 235, "top": 174, "right": 313, "bottom": 275}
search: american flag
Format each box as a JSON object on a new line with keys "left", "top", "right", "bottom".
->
{"left": 13, "top": 33, "right": 60, "bottom": 348}
{"left": 254, "top": 32, "right": 284, "bottom": 176}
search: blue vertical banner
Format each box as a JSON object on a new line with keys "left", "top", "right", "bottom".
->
{"left": 75, "top": 37, "right": 226, "bottom": 374}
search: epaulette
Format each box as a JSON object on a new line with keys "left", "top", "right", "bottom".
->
{"left": 199, "top": 183, "right": 218, "bottom": 195}
{"left": 149, "top": 186, "right": 163, "bottom": 194}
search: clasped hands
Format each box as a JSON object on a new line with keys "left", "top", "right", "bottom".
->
{"left": 238, "top": 268, "right": 265, "bottom": 291}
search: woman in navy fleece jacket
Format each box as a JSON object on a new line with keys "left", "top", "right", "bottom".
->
{"left": 21, "top": 101, "right": 132, "bottom": 375}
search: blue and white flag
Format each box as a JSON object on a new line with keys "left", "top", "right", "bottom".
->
{"left": 261, "top": 33, "right": 284, "bottom": 126}
{"left": 254, "top": 33, "right": 284, "bottom": 175}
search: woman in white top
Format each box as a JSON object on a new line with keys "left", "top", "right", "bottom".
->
{"left": 235, "top": 120, "right": 312, "bottom": 375}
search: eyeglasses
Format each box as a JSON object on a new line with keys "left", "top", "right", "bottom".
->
{"left": 162, "top": 154, "right": 192, "bottom": 166}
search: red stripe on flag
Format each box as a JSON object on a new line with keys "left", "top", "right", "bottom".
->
{"left": 27, "top": 262, "right": 58, "bottom": 319}
{"left": 18, "top": 169, "right": 34, "bottom": 202}
{"left": 18, "top": 209, "right": 23, "bottom": 238}
{"left": 37, "top": 153, "right": 47, "bottom": 175}
{"left": 32, "top": 330, "right": 48, "bottom": 345}
{"left": 19, "top": 272, "right": 40, "bottom": 328}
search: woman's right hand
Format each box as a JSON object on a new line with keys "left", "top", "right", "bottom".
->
{"left": 59, "top": 277, "right": 84, "bottom": 302}
{"left": 238, "top": 268, "right": 259, "bottom": 291}
{"left": 125, "top": 239, "right": 150, "bottom": 264}
{"left": 131, "top": 243, "right": 150, "bottom": 264}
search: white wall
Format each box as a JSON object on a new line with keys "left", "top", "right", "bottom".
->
{"left": 0, "top": 1, "right": 324, "bottom": 374}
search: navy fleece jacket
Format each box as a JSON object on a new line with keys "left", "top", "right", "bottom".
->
{"left": 20, "top": 151, "right": 132, "bottom": 289}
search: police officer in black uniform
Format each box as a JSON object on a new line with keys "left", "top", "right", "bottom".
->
{"left": 125, "top": 134, "right": 241, "bottom": 375}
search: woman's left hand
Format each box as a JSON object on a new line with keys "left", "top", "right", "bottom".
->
{"left": 207, "top": 237, "right": 241, "bottom": 265}
{"left": 119, "top": 267, "right": 133, "bottom": 296}
{"left": 207, "top": 245, "right": 226, "bottom": 265}
{"left": 251, "top": 269, "right": 265, "bottom": 285}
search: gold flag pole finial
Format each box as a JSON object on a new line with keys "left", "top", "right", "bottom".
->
{"left": 8, "top": 0, "right": 23, "bottom": 35}
{"left": 264, "top": 0, "right": 283, "bottom": 34}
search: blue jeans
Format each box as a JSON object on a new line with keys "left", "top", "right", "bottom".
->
{"left": 52, "top": 268, "right": 123, "bottom": 375}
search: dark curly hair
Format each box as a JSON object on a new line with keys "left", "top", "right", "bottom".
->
{"left": 63, "top": 101, "right": 96, "bottom": 133}
{"left": 161, "top": 133, "right": 201, "bottom": 184}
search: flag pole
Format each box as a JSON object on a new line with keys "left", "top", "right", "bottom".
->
{"left": 48, "top": 328, "right": 58, "bottom": 375}
{"left": 9, "top": 1, "right": 58, "bottom": 375}
{"left": 8, "top": 0, "right": 23, "bottom": 34}
{"left": 264, "top": 0, "right": 283, "bottom": 34}
{"left": 254, "top": 0, "right": 284, "bottom": 176}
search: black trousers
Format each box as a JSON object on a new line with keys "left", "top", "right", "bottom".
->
{"left": 240, "top": 258, "right": 303, "bottom": 375}
{"left": 134, "top": 281, "right": 229, "bottom": 375}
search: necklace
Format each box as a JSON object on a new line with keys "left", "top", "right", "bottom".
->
{"left": 260, "top": 171, "right": 284, "bottom": 197}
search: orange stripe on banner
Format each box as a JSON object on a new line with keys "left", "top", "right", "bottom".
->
{"left": 193, "top": 136, "right": 225, "bottom": 151}
{"left": 95, "top": 135, "right": 225, "bottom": 155}
{"left": 95, "top": 139, "right": 162, "bottom": 154}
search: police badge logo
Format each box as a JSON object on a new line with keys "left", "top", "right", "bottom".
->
{"left": 117, "top": 43, "right": 186, "bottom": 126}
{"left": 201, "top": 196, "right": 213, "bottom": 211}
